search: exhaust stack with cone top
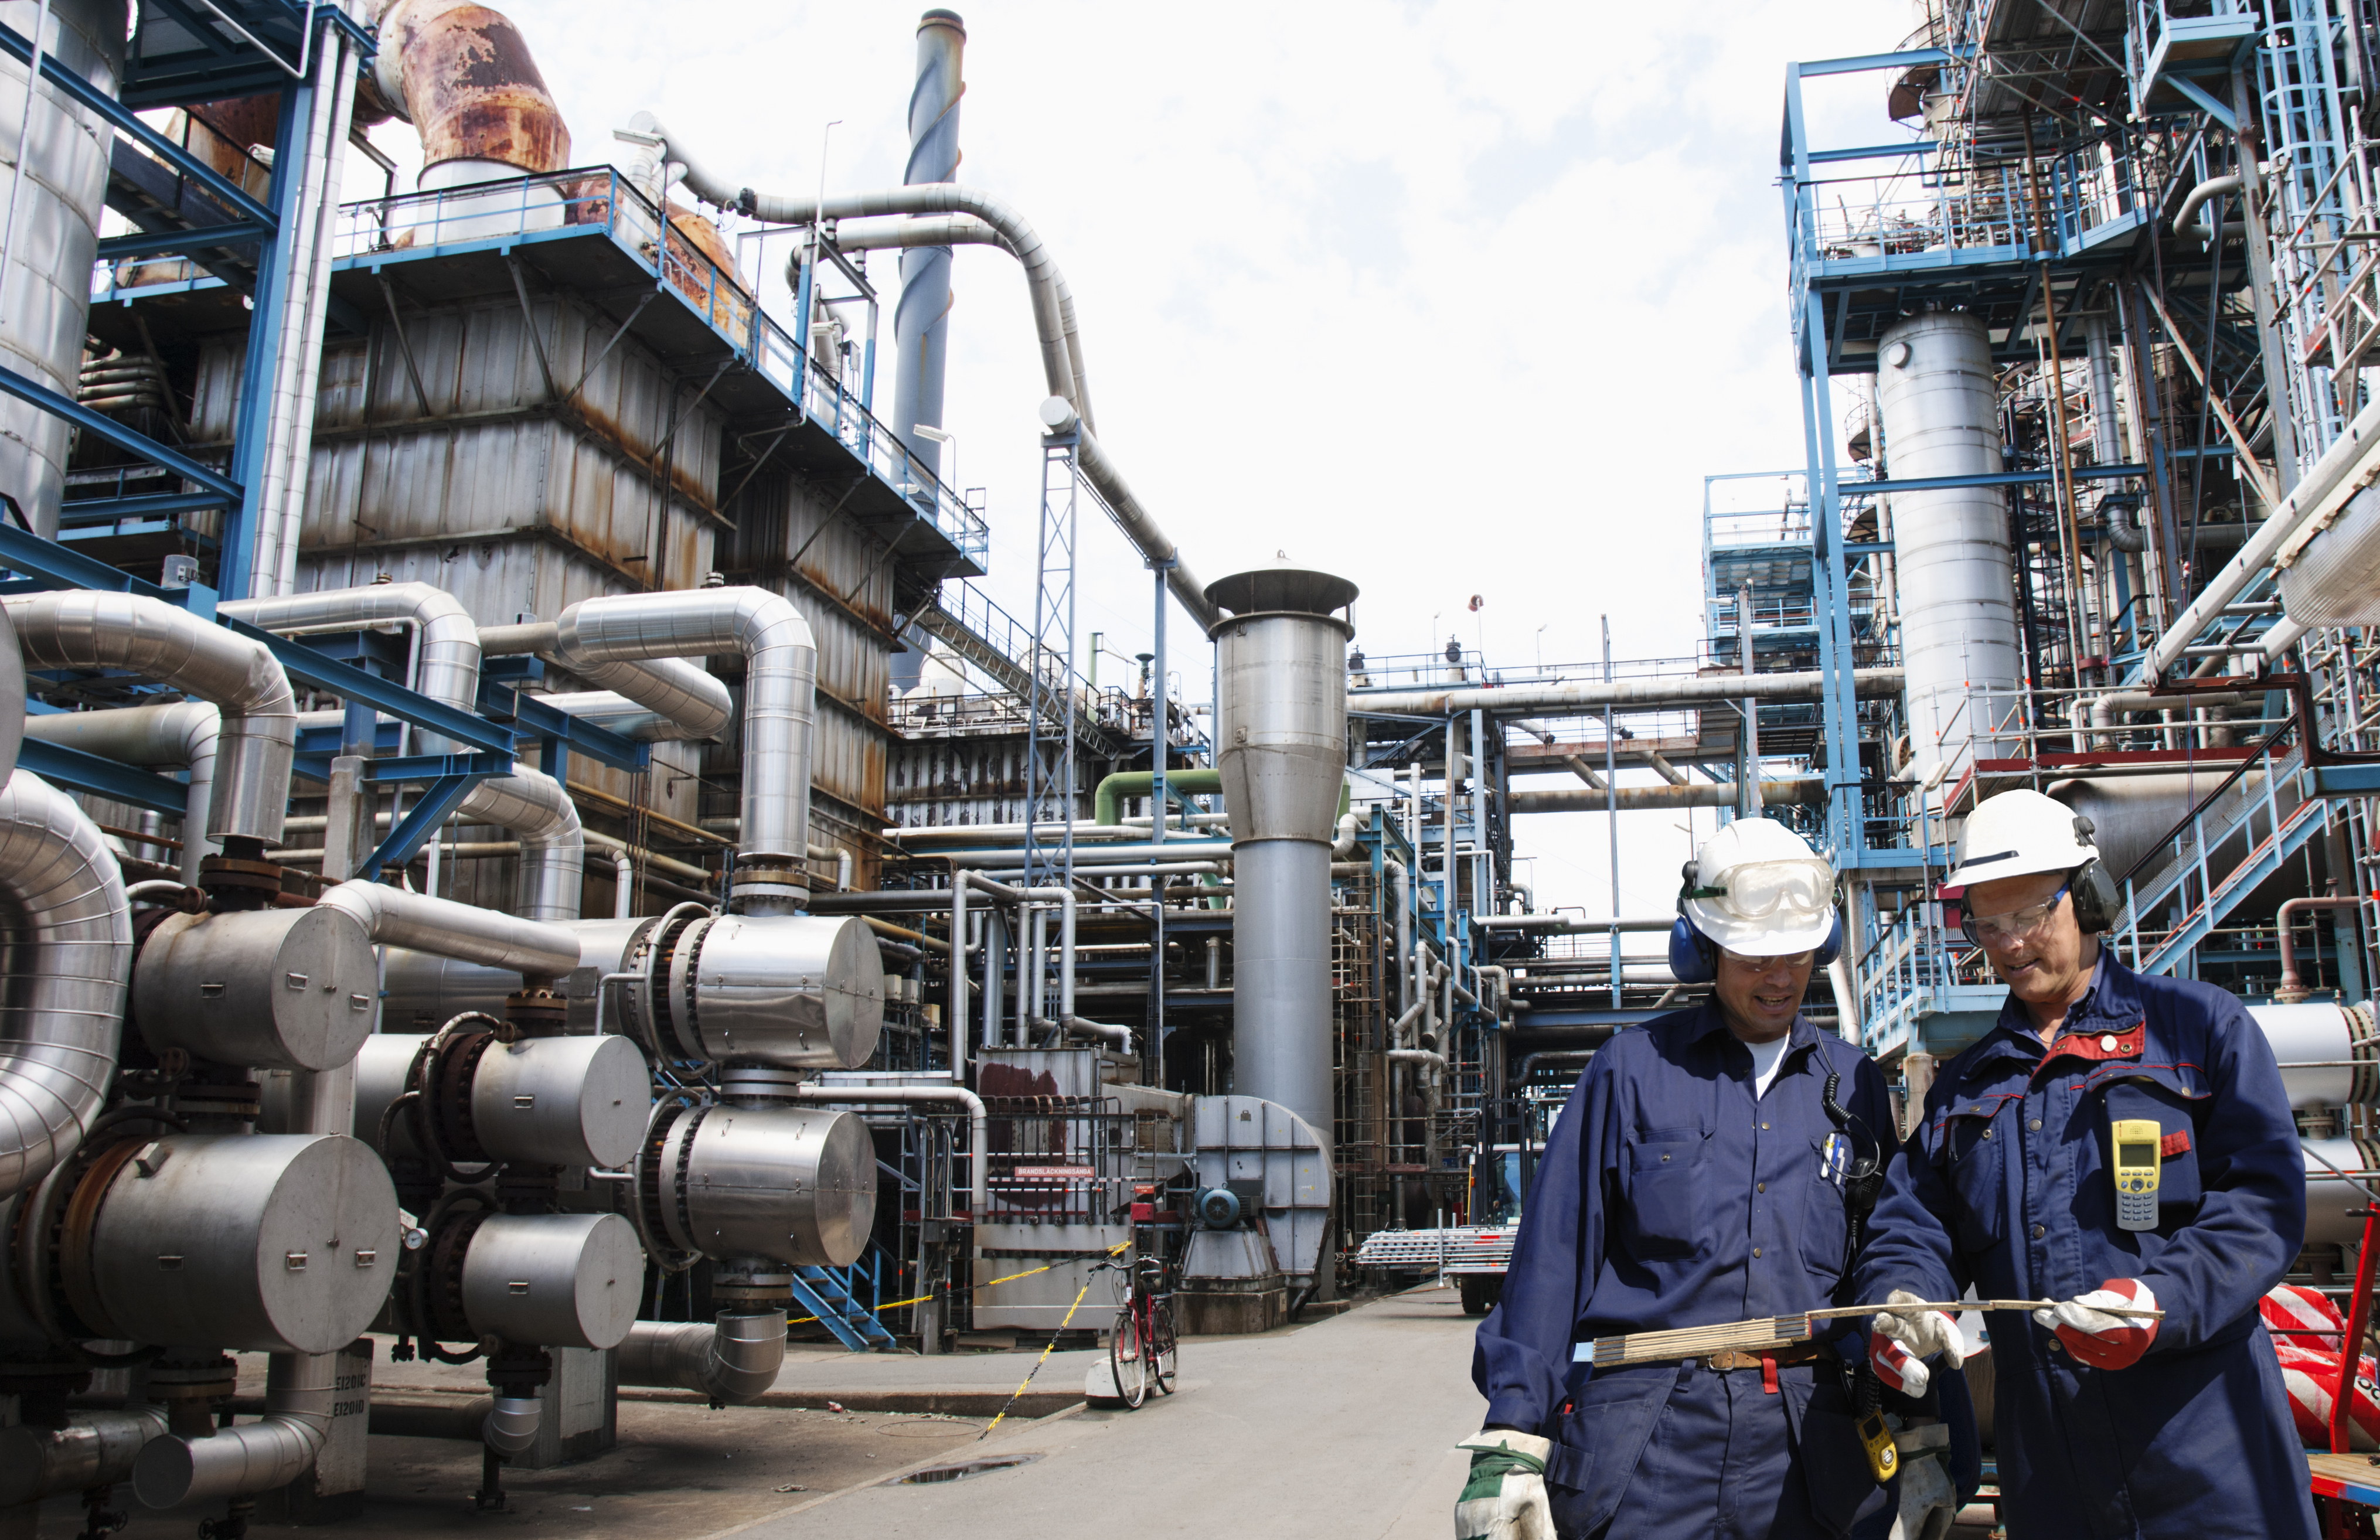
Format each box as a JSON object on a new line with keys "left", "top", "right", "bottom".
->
{"left": 1207, "top": 565, "right": 1357, "bottom": 1145}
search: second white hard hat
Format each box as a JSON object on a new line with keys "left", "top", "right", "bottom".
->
{"left": 1945, "top": 788, "right": 2099, "bottom": 892}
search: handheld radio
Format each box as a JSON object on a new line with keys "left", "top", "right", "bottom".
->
{"left": 2110, "top": 1118, "right": 2161, "bottom": 1232}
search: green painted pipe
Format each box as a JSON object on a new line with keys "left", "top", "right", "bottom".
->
{"left": 1090, "top": 768, "right": 1351, "bottom": 826}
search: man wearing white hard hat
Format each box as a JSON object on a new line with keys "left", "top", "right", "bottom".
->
{"left": 1462, "top": 817, "right": 1974, "bottom": 1539}
{"left": 1855, "top": 788, "right": 2313, "bottom": 1538}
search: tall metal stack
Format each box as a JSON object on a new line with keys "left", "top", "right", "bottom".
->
{"left": 1871, "top": 311, "right": 2023, "bottom": 779}
{"left": 1206, "top": 565, "right": 1357, "bottom": 1146}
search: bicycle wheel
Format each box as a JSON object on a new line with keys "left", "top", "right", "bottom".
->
{"left": 1148, "top": 1299, "right": 1178, "bottom": 1396}
{"left": 1109, "top": 1305, "right": 1149, "bottom": 1409}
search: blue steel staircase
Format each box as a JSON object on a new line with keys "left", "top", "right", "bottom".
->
{"left": 2113, "top": 742, "right": 2331, "bottom": 976}
{"left": 789, "top": 1265, "right": 897, "bottom": 1352}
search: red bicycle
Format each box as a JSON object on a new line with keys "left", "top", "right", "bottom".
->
{"left": 1096, "top": 1254, "right": 1177, "bottom": 1408}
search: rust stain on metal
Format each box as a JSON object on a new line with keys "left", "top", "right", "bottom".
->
{"left": 379, "top": 0, "right": 571, "bottom": 173}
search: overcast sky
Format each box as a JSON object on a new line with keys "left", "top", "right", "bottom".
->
{"left": 372, "top": 0, "right": 1921, "bottom": 922}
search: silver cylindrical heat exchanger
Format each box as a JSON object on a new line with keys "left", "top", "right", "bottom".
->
{"left": 0, "top": 0, "right": 124, "bottom": 538}
{"left": 1207, "top": 565, "right": 1358, "bottom": 1144}
{"left": 1872, "top": 311, "right": 2023, "bottom": 775}
{"left": 638, "top": 1103, "right": 876, "bottom": 1266}
{"left": 2249, "top": 1002, "right": 2379, "bottom": 1111}
{"left": 459, "top": 1211, "right": 643, "bottom": 1350}
{"left": 631, "top": 912, "right": 884, "bottom": 1070}
{"left": 355, "top": 1030, "right": 652, "bottom": 1171}
{"left": 132, "top": 905, "right": 379, "bottom": 1071}
{"left": 29, "top": 1133, "right": 399, "bottom": 1354}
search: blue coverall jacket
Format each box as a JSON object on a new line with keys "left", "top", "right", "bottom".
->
{"left": 1474, "top": 1003, "right": 1975, "bottom": 1538}
{"left": 1854, "top": 951, "right": 2316, "bottom": 1539}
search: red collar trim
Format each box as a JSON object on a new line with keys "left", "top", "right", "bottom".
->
{"left": 2037, "top": 1020, "right": 2147, "bottom": 1071}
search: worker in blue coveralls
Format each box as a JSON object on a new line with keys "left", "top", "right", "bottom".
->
{"left": 1857, "top": 788, "right": 2314, "bottom": 1539}
{"left": 1460, "top": 817, "right": 1977, "bottom": 1540}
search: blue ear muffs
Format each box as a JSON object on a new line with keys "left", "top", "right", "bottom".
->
{"left": 1669, "top": 915, "right": 1717, "bottom": 984}
{"left": 1669, "top": 911, "right": 1841, "bottom": 985}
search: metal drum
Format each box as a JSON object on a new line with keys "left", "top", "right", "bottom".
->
{"left": 459, "top": 1212, "right": 643, "bottom": 1350}
{"left": 641, "top": 1103, "right": 877, "bottom": 1266}
{"left": 132, "top": 906, "right": 379, "bottom": 1072}
{"left": 651, "top": 914, "right": 884, "bottom": 1069}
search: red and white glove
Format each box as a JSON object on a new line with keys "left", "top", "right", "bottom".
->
{"left": 2032, "top": 1277, "right": 2158, "bottom": 1370}
{"left": 1870, "top": 1288, "right": 1966, "bottom": 1396}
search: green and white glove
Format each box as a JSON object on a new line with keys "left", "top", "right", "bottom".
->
{"left": 1454, "top": 1429, "right": 1554, "bottom": 1540}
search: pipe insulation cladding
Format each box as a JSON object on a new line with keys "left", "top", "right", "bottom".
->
{"left": 1208, "top": 566, "right": 1358, "bottom": 1145}
{"left": 355, "top": 1031, "right": 652, "bottom": 1170}
{"left": 23, "top": 701, "right": 214, "bottom": 879}
{"left": 7, "top": 590, "right": 298, "bottom": 844}
{"left": 0, "top": 0, "right": 125, "bottom": 540}
{"left": 0, "top": 771, "right": 129, "bottom": 1200}
{"left": 1872, "top": 312, "right": 2024, "bottom": 777}
{"left": 132, "top": 905, "right": 380, "bottom": 1072}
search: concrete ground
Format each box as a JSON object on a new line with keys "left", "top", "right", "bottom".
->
{"left": 25, "top": 1285, "right": 2003, "bottom": 1539}
{"left": 708, "top": 1282, "right": 1483, "bottom": 1540}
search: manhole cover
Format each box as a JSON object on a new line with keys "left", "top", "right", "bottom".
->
{"left": 898, "top": 1453, "right": 1044, "bottom": 1484}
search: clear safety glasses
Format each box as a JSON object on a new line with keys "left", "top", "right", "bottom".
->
{"left": 1959, "top": 885, "right": 2069, "bottom": 947}
{"left": 1690, "top": 857, "right": 1836, "bottom": 923}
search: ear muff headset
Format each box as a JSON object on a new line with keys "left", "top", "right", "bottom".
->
{"left": 2069, "top": 815, "right": 2119, "bottom": 932}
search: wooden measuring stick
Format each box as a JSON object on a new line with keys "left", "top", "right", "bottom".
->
{"left": 1571, "top": 1299, "right": 2166, "bottom": 1367}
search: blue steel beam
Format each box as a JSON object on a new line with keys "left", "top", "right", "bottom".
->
{"left": 0, "top": 365, "right": 241, "bottom": 501}
{"left": 16, "top": 740, "right": 190, "bottom": 816}
{"left": 1794, "top": 48, "right": 1956, "bottom": 78}
{"left": 360, "top": 773, "right": 492, "bottom": 879}
{"left": 0, "top": 21, "right": 277, "bottom": 227}
{"left": 96, "top": 221, "right": 270, "bottom": 260}
{"left": 476, "top": 677, "right": 649, "bottom": 773}
{"left": 61, "top": 491, "right": 233, "bottom": 523}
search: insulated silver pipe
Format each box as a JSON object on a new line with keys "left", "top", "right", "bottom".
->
{"left": 1037, "top": 397, "right": 1219, "bottom": 629}
{"left": 635, "top": 113, "right": 1095, "bottom": 430}
{"left": 1510, "top": 779, "right": 1827, "bottom": 814}
{"left": 133, "top": 1351, "right": 329, "bottom": 1509}
{"left": 458, "top": 765, "right": 584, "bottom": 921}
{"left": 23, "top": 701, "right": 218, "bottom": 880}
{"left": 789, "top": 1082, "right": 987, "bottom": 1215}
{"left": 0, "top": 772, "right": 130, "bottom": 1201}
{"left": 8, "top": 592, "right": 297, "bottom": 843}
{"left": 221, "top": 581, "right": 481, "bottom": 753}
{"left": 545, "top": 589, "right": 814, "bottom": 904}
{"left": 1350, "top": 667, "right": 1905, "bottom": 718}
{"left": 479, "top": 622, "right": 734, "bottom": 742}
{"left": 617, "top": 1310, "right": 788, "bottom": 1405}
{"left": 318, "top": 880, "right": 580, "bottom": 979}
{"left": 2150, "top": 391, "right": 2380, "bottom": 676}
{"left": 0, "top": 1405, "right": 166, "bottom": 1505}
{"left": 534, "top": 690, "right": 717, "bottom": 741}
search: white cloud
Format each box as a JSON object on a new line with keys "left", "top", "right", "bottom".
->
{"left": 424, "top": 0, "right": 1915, "bottom": 914}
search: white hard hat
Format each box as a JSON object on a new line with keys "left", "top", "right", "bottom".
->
{"left": 1945, "top": 788, "right": 2099, "bottom": 892}
{"left": 1679, "top": 818, "right": 1837, "bottom": 956}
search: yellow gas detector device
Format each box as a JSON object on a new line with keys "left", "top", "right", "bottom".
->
{"left": 2110, "top": 1117, "right": 2160, "bottom": 1232}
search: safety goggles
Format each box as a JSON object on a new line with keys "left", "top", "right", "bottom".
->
{"left": 1684, "top": 857, "right": 1836, "bottom": 923}
{"left": 1717, "top": 947, "right": 1819, "bottom": 970}
{"left": 1959, "top": 885, "right": 2069, "bottom": 946}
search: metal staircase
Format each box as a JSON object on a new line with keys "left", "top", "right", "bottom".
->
{"left": 789, "top": 1265, "right": 897, "bottom": 1352}
{"left": 2114, "top": 741, "right": 2328, "bottom": 976}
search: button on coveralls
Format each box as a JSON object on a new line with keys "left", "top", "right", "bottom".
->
{"left": 1475, "top": 1004, "right": 1965, "bottom": 1537}
{"left": 1854, "top": 953, "right": 2314, "bottom": 1539}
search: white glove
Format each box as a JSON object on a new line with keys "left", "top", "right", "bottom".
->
{"left": 1888, "top": 1445, "right": 1957, "bottom": 1540}
{"left": 1870, "top": 1289, "right": 1966, "bottom": 1396}
{"left": 2031, "top": 1278, "right": 2158, "bottom": 1370}
{"left": 1453, "top": 1429, "right": 1554, "bottom": 1540}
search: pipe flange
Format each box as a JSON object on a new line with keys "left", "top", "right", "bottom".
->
{"left": 421, "top": 1209, "right": 490, "bottom": 1344}
{"left": 197, "top": 853, "right": 285, "bottom": 911}
{"left": 503, "top": 987, "right": 568, "bottom": 1038}
{"left": 171, "top": 1076, "right": 262, "bottom": 1125}
{"left": 431, "top": 1030, "right": 498, "bottom": 1165}
{"left": 144, "top": 1352, "right": 238, "bottom": 1403}
{"left": 632, "top": 1104, "right": 704, "bottom": 1273}
{"left": 53, "top": 1137, "right": 147, "bottom": 1343}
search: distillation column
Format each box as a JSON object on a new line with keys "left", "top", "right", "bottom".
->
{"left": 1207, "top": 566, "right": 1358, "bottom": 1146}
{"left": 1872, "top": 311, "right": 2024, "bottom": 776}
